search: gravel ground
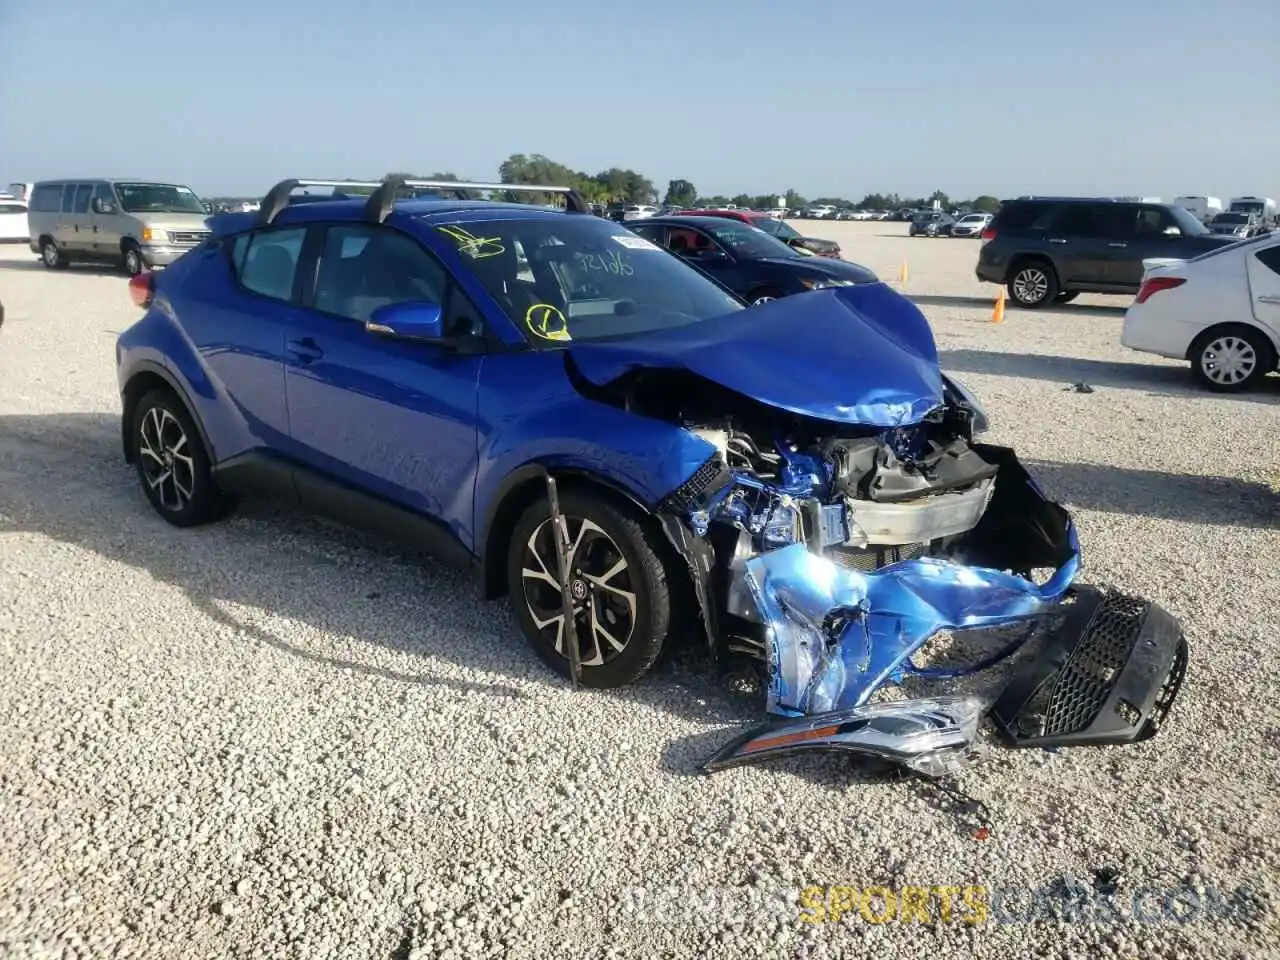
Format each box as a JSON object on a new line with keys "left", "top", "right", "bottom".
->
{"left": 1, "top": 223, "right": 1278, "bottom": 960}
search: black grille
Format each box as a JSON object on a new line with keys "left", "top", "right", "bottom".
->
{"left": 1042, "top": 594, "right": 1145, "bottom": 736}
{"left": 661, "top": 456, "right": 728, "bottom": 513}
{"left": 828, "top": 542, "right": 928, "bottom": 571}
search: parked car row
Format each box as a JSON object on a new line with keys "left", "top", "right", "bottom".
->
{"left": 0, "top": 197, "right": 29, "bottom": 242}
{"left": 908, "top": 212, "right": 994, "bottom": 238}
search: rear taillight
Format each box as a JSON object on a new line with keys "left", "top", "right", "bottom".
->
{"left": 1135, "top": 275, "right": 1186, "bottom": 304}
{"left": 979, "top": 228, "right": 997, "bottom": 242}
{"left": 129, "top": 271, "right": 154, "bottom": 309}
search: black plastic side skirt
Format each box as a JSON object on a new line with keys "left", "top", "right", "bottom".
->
{"left": 213, "top": 451, "right": 476, "bottom": 571}
{"left": 989, "top": 586, "right": 1189, "bottom": 748}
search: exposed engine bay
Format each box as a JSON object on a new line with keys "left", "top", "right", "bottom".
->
{"left": 559, "top": 348, "right": 1189, "bottom": 778}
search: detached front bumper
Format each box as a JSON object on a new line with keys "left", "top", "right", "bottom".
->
{"left": 699, "top": 446, "right": 1188, "bottom": 775}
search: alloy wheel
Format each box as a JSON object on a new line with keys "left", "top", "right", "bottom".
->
{"left": 520, "top": 516, "right": 637, "bottom": 667}
{"left": 751, "top": 295, "right": 776, "bottom": 305}
{"left": 125, "top": 249, "right": 143, "bottom": 276}
{"left": 1199, "top": 336, "right": 1257, "bottom": 386}
{"left": 42, "top": 243, "right": 59, "bottom": 267}
{"left": 138, "top": 407, "right": 196, "bottom": 512}
{"left": 1012, "top": 268, "right": 1049, "bottom": 304}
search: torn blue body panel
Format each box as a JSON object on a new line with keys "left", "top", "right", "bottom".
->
{"left": 743, "top": 526, "right": 1081, "bottom": 716}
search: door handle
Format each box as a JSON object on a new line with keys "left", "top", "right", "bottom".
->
{"left": 1258, "top": 295, "right": 1280, "bottom": 304}
{"left": 1107, "top": 241, "right": 1128, "bottom": 248}
{"left": 1048, "top": 238, "right": 1068, "bottom": 244}
{"left": 286, "top": 337, "right": 324, "bottom": 363}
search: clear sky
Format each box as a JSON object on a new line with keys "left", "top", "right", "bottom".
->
{"left": 1, "top": 0, "right": 1276, "bottom": 202}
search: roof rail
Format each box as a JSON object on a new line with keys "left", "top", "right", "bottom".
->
{"left": 258, "top": 176, "right": 590, "bottom": 226}
{"left": 258, "top": 179, "right": 383, "bottom": 225}
{"left": 362, "top": 176, "right": 589, "bottom": 223}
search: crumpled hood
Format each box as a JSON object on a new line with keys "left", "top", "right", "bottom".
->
{"left": 567, "top": 285, "right": 944, "bottom": 427}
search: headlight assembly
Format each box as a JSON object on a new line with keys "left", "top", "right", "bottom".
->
{"left": 944, "top": 375, "right": 991, "bottom": 434}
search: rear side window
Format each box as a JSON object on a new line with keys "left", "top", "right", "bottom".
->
{"left": 31, "top": 185, "right": 63, "bottom": 212}
{"left": 1050, "top": 204, "right": 1103, "bottom": 237}
{"left": 72, "top": 184, "right": 93, "bottom": 214}
{"left": 231, "top": 227, "right": 307, "bottom": 302}
{"left": 1256, "top": 244, "right": 1280, "bottom": 276}
{"left": 994, "top": 202, "right": 1055, "bottom": 230}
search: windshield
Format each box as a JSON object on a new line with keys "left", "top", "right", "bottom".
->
{"left": 1213, "top": 213, "right": 1248, "bottom": 224}
{"left": 1167, "top": 205, "right": 1210, "bottom": 235}
{"left": 755, "top": 218, "right": 800, "bottom": 241}
{"left": 1231, "top": 202, "right": 1264, "bottom": 215}
{"left": 699, "top": 219, "right": 799, "bottom": 259}
{"left": 115, "top": 182, "right": 206, "bottom": 214}
{"left": 432, "top": 216, "right": 742, "bottom": 344}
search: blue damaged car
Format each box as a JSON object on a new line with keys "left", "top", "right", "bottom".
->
{"left": 116, "top": 177, "right": 1188, "bottom": 774}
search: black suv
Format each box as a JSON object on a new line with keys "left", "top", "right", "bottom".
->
{"left": 976, "top": 198, "right": 1238, "bottom": 307}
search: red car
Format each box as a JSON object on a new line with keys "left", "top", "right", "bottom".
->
{"left": 679, "top": 209, "right": 842, "bottom": 259}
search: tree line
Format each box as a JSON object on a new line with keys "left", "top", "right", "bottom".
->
{"left": 213, "top": 156, "right": 1002, "bottom": 214}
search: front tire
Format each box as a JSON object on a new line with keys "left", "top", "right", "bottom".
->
{"left": 507, "top": 489, "right": 671, "bottom": 688}
{"left": 130, "top": 389, "right": 230, "bottom": 526}
{"left": 122, "top": 243, "right": 145, "bottom": 277}
{"left": 748, "top": 288, "right": 785, "bottom": 306}
{"left": 1007, "top": 260, "right": 1058, "bottom": 308}
{"left": 1189, "top": 326, "right": 1274, "bottom": 392}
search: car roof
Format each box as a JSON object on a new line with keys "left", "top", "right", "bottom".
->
{"left": 682, "top": 209, "right": 760, "bottom": 220}
{"left": 636, "top": 215, "right": 749, "bottom": 228}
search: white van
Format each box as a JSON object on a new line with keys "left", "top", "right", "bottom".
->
{"left": 27, "top": 178, "right": 211, "bottom": 275}
{"left": 1228, "top": 197, "right": 1277, "bottom": 221}
{"left": 1172, "top": 196, "right": 1223, "bottom": 221}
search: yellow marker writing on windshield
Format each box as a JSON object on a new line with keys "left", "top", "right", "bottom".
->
{"left": 438, "top": 225, "right": 505, "bottom": 260}
{"left": 525, "top": 303, "right": 571, "bottom": 342}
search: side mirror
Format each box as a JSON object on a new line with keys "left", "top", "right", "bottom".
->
{"left": 365, "top": 301, "right": 446, "bottom": 342}
{"left": 92, "top": 199, "right": 117, "bottom": 215}
{"left": 693, "top": 248, "right": 730, "bottom": 262}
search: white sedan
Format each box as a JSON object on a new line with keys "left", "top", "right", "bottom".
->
{"left": 950, "top": 213, "right": 992, "bottom": 237}
{"left": 1120, "top": 234, "right": 1280, "bottom": 391}
{"left": 0, "top": 198, "right": 28, "bottom": 242}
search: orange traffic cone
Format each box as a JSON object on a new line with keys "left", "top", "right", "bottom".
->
{"left": 898, "top": 260, "right": 909, "bottom": 284}
{"left": 992, "top": 287, "right": 1006, "bottom": 324}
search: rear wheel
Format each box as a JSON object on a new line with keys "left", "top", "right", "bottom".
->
{"left": 507, "top": 489, "right": 671, "bottom": 688}
{"left": 41, "top": 239, "right": 68, "bottom": 270}
{"left": 1007, "top": 260, "right": 1058, "bottom": 308}
{"left": 1189, "top": 326, "right": 1274, "bottom": 392}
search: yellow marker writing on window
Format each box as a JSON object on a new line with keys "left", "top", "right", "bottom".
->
{"left": 438, "top": 225, "right": 505, "bottom": 260}
{"left": 525, "top": 303, "right": 571, "bottom": 342}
